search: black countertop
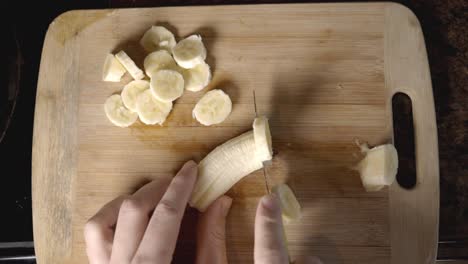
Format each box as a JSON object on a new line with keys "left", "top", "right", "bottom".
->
{"left": 0, "top": 0, "right": 466, "bottom": 262}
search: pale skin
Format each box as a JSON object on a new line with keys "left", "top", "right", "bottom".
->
{"left": 84, "top": 160, "right": 322, "bottom": 264}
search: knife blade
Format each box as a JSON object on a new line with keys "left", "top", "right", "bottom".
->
{"left": 254, "top": 91, "right": 292, "bottom": 263}
{"left": 253, "top": 90, "right": 271, "bottom": 194}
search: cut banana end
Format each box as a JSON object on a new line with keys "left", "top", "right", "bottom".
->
{"left": 135, "top": 89, "right": 172, "bottom": 125}
{"left": 172, "top": 35, "right": 207, "bottom": 69}
{"left": 121, "top": 80, "right": 150, "bottom": 112}
{"left": 190, "top": 116, "right": 273, "bottom": 211}
{"left": 357, "top": 144, "right": 398, "bottom": 191}
{"left": 190, "top": 131, "right": 263, "bottom": 211}
{"left": 182, "top": 62, "right": 212, "bottom": 92}
{"left": 115, "top": 51, "right": 145, "bottom": 80}
{"left": 102, "top": 54, "right": 126, "bottom": 82}
{"left": 104, "top": 94, "right": 138, "bottom": 127}
{"left": 273, "top": 184, "right": 302, "bottom": 222}
{"left": 144, "top": 50, "right": 178, "bottom": 78}
{"left": 193, "top": 89, "right": 232, "bottom": 126}
{"left": 253, "top": 117, "right": 273, "bottom": 162}
{"left": 140, "top": 26, "right": 177, "bottom": 53}
{"left": 150, "top": 69, "right": 185, "bottom": 102}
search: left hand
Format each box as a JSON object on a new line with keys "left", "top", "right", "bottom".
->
{"left": 84, "top": 160, "right": 232, "bottom": 264}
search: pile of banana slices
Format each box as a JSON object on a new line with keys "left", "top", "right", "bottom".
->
{"left": 103, "top": 26, "right": 232, "bottom": 127}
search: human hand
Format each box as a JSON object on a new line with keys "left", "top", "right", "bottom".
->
{"left": 85, "top": 160, "right": 231, "bottom": 264}
{"left": 254, "top": 194, "right": 322, "bottom": 264}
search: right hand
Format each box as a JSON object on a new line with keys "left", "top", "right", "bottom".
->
{"left": 254, "top": 194, "right": 322, "bottom": 264}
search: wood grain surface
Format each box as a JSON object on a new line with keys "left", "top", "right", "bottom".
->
{"left": 32, "top": 3, "right": 439, "bottom": 263}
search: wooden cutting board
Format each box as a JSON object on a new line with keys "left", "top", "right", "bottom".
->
{"left": 32, "top": 3, "right": 439, "bottom": 264}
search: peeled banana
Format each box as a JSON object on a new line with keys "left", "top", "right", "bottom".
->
{"left": 172, "top": 35, "right": 207, "bottom": 69}
{"left": 102, "top": 54, "right": 126, "bottom": 82}
{"left": 115, "top": 51, "right": 145, "bottom": 80}
{"left": 121, "top": 80, "right": 150, "bottom": 112}
{"left": 144, "top": 50, "right": 178, "bottom": 78}
{"left": 150, "top": 69, "right": 185, "bottom": 102}
{"left": 136, "top": 89, "right": 173, "bottom": 125}
{"left": 356, "top": 144, "right": 398, "bottom": 191}
{"left": 190, "top": 131, "right": 263, "bottom": 210}
{"left": 190, "top": 117, "right": 273, "bottom": 212}
{"left": 104, "top": 94, "right": 138, "bottom": 127}
{"left": 182, "top": 62, "right": 211, "bottom": 92}
{"left": 273, "top": 184, "right": 302, "bottom": 222}
{"left": 140, "top": 26, "right": 177, "bottom": 52}
{"left": 193, "top": 89, "right": 232, "bottom": 126}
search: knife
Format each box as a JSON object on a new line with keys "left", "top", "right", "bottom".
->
{"left": 253, "top": 91, "right": 294, "bottom": 263}
{"left": 252, "top": 90, "right": 271, "bottom": 194}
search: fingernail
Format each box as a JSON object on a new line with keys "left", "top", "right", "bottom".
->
{"left": 181, "top": 160, "right": 198, "bottom": 175}
{"left": 261, "top": 193, "right": 280, "bottom": 213}
{"left": 220, "top": 196, "right": 233, "bottom": 217}
{"left": 184, "top": 160, "right": 198, "bottom": 169}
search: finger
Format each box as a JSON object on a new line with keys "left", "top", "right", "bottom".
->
{"left": 254, "top": 194, "right": 289, "bottom": 264}
{"left": 110, "top": 177, "right": 171, "bottom": 263}
{"left": 135, "top": 160, "right": 198, "bottom": 264}
{"left": 196, "top": 196, "right": 232, "bottom": 264}
{"left": 84, "top": 195, "right": 126, "bottom": 264}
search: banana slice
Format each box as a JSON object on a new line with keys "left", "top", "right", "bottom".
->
{"left": 273, "top": 184, "right": 302, "bottom": 222}
{"left": 121, "top": 80, "right": 150, "bottom": 112}
{"left": 143, "top": 50, "right": 178, "bottom": 78}
{"left": 150, "top": 69, "right": 185, "bottom": 102}
{"left": 356, "top": 144, "right": 398, "bottom": 191}
{"left": 172, "top": 35, "right": 207, "bottom": 69}
{"left": 190, "top": 131, "right": 263, "bottom": 211}
{"left": 135, "top": 89, "right": 173, "bottom": 125}
{"left": 104, "top": 94, "right": 138, "bottom": 127}
{"left": 193, "top": 89, "right": 232, "bottom": 126}
{"left": 253, "top": 117, "right": 273, "bottom": 162}
{"left": 102, "top": 54, "right": 126, "bottom": 82}
{"left": 182, "top": 62, "right": 211, "bottom": 92}
{"left": 115, "top": 51, "right": 145, "bottom": 80}
{"left": 140, "top": 26, "right": 177, "bottom": 52}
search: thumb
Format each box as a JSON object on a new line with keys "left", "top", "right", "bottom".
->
{"left": 254, "top": 194, "right": 289, "bottom": 264}
{"left": 196, "top": 195, "right": 232, "bottom": 264}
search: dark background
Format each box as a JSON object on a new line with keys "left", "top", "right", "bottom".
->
{"left": 0, "top": 0, "right": 466, "bottom": 262}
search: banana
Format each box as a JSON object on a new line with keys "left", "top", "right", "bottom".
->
{"left": 273, "top": 184, "right": 302, "bottom": 222}
{"left": 115, "top": 51, "right": 145, "bottom": 80}
{"left": 140, "top": 26, "right": 177, "bottom": 53}
{"left": 143, "top": 50, "right": 178, "bottom": 78}
{"left": 189, "top": 116, "right": 272, "bottom": 211}
{"left": 102, "top": 54, "right": 127, "bottom": 82}
{"left": 135, "top": 89, "right": 173, "bottom": 125}
{"left": 104, "top": 94, "right": 138, "bottom": 127}
{"left": 121, "top": 80, "right": 150, "bottom": 112}
{"left": 356, "top": 144, "right": 398, "bottom": 191}
{"left": 190, "top": 131, "right": 263, "bottom": 211}
{"left": 172, "top": 35, "right": 207, "bottom": 69}
{"left": 182, "top": 62, "right": 212, "bottom": 92}
{"left": 150, "top": 69, "right": 185, "bottom": 102}
{"left": 192, "top": 89, "right": 232, "bottom": 126}
{"left": 253, "top": 116, "right": 273, "bottom": 162}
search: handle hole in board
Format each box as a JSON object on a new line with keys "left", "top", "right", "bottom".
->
{"left": 392, "top": 92, "right": 417, "bottom": 189}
